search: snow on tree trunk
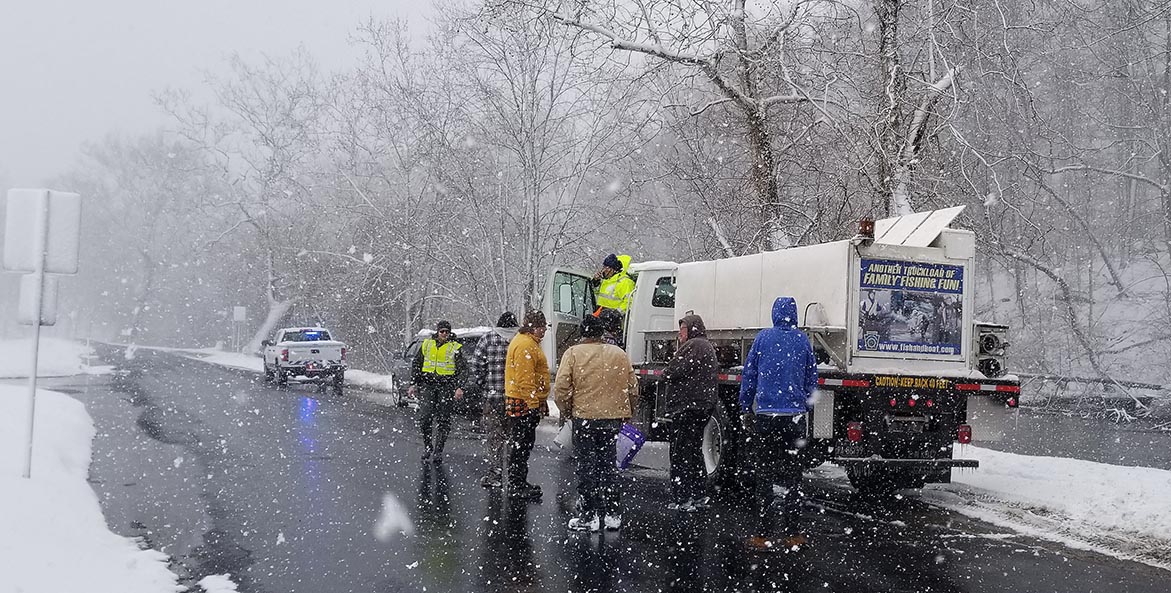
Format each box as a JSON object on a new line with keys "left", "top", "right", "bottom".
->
{"left": 245, "top": 297, "right": 294, "bottom": 354}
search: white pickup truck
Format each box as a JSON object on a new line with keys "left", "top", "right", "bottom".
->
{"left": 262, "top": 327, "right": 347, "bottom": 391}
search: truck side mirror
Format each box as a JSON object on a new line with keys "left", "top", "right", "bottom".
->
{"left": 261, "top": 340, "right": 271, "bottom": 347}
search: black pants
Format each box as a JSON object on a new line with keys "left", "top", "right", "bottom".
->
{"left": 751, "top": 413, "right": 807, "bottom": 536}
{"left": 505, "top": 410, "right": 541, "bottom": 488}
{"left": 668, "top": 409, "right": 711, "bottom": 503}
{"left": 573, "top": 418, "right": 623, "bottom": 516}
{"left": 417, "top": 383, "right": 455, "bottom": 454}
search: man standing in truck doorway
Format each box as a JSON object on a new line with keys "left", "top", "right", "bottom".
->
{"left": 739, "top": 296, "right": 819, "bottom": 552}
{"left": 592, "top": 254, "right": 635, "bottom": 348}
{"left": 409, "top": 320, "right": 466, "bottom": 464}
{"left": 593, "top": 253, "right": 636, "bottom": 314}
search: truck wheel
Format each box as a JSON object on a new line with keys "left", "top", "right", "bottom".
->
{"left": 707, "top": 406, "right": 751, "bottom": 497}
{"left": 276, "top": 369, "right": 289, "bottom": 387}
{"left": 333, "top": 372, "right": 345, "bottom": 395}
{"left": 263, "top": 365, "right": 274, "bottom": 384}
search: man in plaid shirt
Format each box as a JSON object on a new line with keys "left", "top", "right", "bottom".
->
{"left": 467, "top": 311, "right": 519, "bottom": 488}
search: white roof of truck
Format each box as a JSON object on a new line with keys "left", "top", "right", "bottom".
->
{"left": 629, "top": 261, "right": 678, "bottom": 273}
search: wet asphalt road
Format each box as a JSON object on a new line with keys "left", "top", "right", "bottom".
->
{"left": 39, "top": 345, "right": 1171, "bottom": 593}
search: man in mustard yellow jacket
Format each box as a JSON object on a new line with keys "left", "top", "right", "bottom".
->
{"left": 503, "top": 310, "right": 550, "bottom": 500}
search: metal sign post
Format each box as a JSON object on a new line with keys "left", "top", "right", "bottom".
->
{"left": 4, "top": 188, "right": 82, "bottom": 479}
{"left": 20, "top": 191, "right": 50, "bottom": 479}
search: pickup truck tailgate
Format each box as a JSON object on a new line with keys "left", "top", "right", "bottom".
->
{"left": 285, "top": 341, "right": 345, "bottom": 363}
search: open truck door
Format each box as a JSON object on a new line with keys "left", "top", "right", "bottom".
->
{"left": 541, "top": 268, "right": 595, "bottom": 371}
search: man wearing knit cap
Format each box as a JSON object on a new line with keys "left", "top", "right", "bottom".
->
{"left": 593, "top": 253, "right": 636, "bottom": 314}
{"left": 410, "top": 319, "right": 467, "bottom": 463}
{"left": 467, "top": 311, "right": 519, "bottom": 488}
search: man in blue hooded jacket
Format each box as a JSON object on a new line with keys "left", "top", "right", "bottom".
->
{"left": 739, "top": 296, "right": 818, "bottom": 551}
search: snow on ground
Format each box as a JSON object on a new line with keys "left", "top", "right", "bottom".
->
{"left": 926, "top": 446, "right": 1171, "bottom": 569}
{"left": 0, "top": 382, "right": 183, "bottom": 593}
{"left": 0, "top": 338, "right": 111, "bottom": 377}
{"left": 180, "top": 348, "right": 264, "bottom": 373}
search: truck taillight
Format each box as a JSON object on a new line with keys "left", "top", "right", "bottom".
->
{"left": 281, "top": 349, "right": 289, "bottom": 362}
{"left": 846, "top": 422, "right": 863, "bottom": 443}
{"left": 957, "top": 424, "right": 972, "bottom": 444}
{"left": 341, "top": 347, "right": 346, "bottom": 361}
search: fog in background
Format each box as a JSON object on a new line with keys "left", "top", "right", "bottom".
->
{"left": 0, "top": 0, "right": 1167, "bottom": 409}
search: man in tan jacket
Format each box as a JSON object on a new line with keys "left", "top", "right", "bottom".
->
{"left": 554, "top": 314, "right": 639, "bottom": 532}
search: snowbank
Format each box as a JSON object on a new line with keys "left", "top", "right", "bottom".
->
{"left": 928, "top": 446, "right": 1171, "bottom": 566}
{"left": 0, "top": 385, "right": 182, "bottom": 593}
{"left": 184, "top": 348, "right": 264, "bottom": 373}
{"left": 346, "top": 369, "right": 396, "bottom": 392}
{"left": 0, "top": 338, "right": 106, "bottom": 377}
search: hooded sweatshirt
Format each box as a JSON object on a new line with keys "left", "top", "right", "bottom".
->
{"left": 738, "top": 297, "right": 819, "bottom": 415}
{"left": 662, "top": 314, "right": 718, "bottom": 416}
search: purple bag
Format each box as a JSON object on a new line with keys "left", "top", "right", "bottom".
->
{"left": 615, "top": 423, "right": 646, "bottom": 469}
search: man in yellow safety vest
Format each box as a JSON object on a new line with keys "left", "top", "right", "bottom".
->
{"left": 409, "top": 320, "right": 466, "bottom": 463}
{"left": 593, "top": 253, "right": 635, "bottom": 313}
{"left": 590, "top": 250, "right": 637, "bottom": 344}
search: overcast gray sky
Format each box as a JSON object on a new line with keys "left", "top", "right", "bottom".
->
{"left": 0, "top": 0, "right": 431, "bottom": 186}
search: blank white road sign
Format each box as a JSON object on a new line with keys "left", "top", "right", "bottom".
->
{"left": 18, "top": 274, "right": 58, "bottom": 326}
{"left": 233, "top": 306, "right": 247, "bottom": 322}
{"left": 4, "top": 189, "right": 82, "bottom": 274}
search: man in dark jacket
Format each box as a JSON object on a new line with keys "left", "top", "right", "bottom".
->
{"left": 468, "top": 312, "right": 519, "bottom": 488}
{"left": 739, "top": 297, "right": 818, "bottom": 551}
{"left": 409, "top": 320, "right": 467, "bottom": 464}
{"left": 663, "top": 313, "right": 718, "bottom": 511}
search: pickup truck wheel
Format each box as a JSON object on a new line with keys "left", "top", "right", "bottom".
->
{"left": 333, "top": 372, "right": 344, "bottom": 394}
{"left": 276, "top": 369, "right": 289, "bottom": 387}
{"left": 393, "top": 384, "right": 408, "bottom": 407}
{"left": 263, "top": 365, "right": 274, "bottom": 384}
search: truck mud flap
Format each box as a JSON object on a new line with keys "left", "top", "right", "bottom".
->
{"left": 833, "top": 457, "right": 979, "bottom": 469}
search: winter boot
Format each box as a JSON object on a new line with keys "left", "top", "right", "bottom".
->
{"left": 568, "top": 513, "right": 601, "bottom": 532}
{"left": 603, "top": 514, "right": 622, "bottom": 531}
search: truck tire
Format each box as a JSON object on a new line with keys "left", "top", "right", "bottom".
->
{"left": 263, "top": 364, "right": 275, "bottom": 384}
{"left": 333, "top": 372, "right": 345, "bottom": 395}
{"left": 276, "top": 368, "right": 289, "bottom": 387}
{"left": 707, "top": 404, "right": 751, "bottom": 497}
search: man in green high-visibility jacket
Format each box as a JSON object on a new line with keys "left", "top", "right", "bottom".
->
{"left": 409, "top": 320, "right": 466, "bottom": 463}
{"left": 593, "top": 253, "right": 635, "bottom": 313}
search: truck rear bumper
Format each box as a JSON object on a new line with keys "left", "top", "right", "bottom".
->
{"left": 285, "top": 364, "right": 346, "bottom": 378}
{"left": 833, "top": 457, "right": 979, "bottom": 469}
